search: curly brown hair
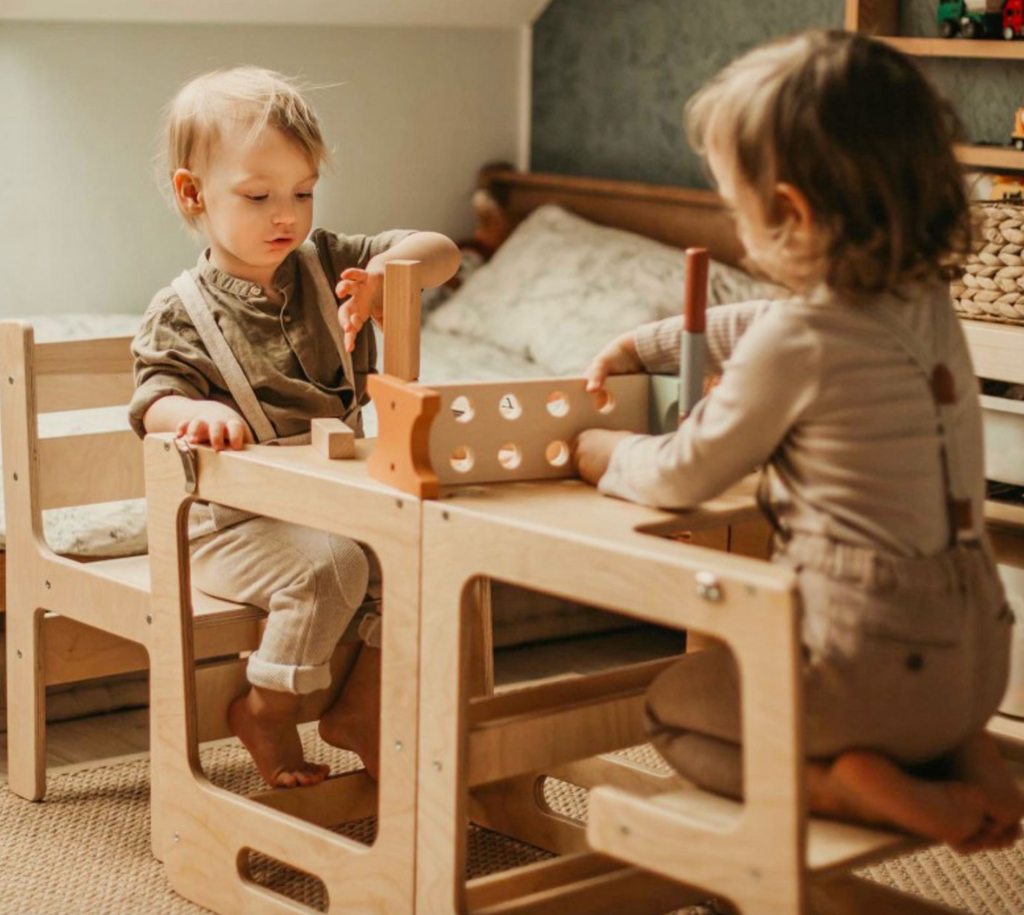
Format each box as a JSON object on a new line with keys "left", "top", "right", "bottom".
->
{"left": 686, "top": 30, "right": 972, "bottom": 294}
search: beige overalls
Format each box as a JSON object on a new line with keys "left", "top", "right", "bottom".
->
{"left": 130, "top": 232, "right": 407, "bottom": 694}
{"left": 599, "top": 285, "right": 1014, "bottom": 797}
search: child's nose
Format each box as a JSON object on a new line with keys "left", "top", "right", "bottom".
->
{"left": 272, "top": 205, "right": 297, "bottom": 226}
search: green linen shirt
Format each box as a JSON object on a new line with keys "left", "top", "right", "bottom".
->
{"left": 129, "top": 227, "right": 414, "bottom": 440}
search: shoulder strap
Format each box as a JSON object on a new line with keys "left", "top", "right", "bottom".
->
{"left": 298, "top": 241, "right": 359, "bottom": 423}
{"left": 868, "top": 302, "right": 976, "bottom": 544}
{"left": 170, "top": 270, "right": 278, "bottom": 444}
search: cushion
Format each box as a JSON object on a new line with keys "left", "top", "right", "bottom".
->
{"left": 425, "top": 203, "right": 779, "bottom": 376}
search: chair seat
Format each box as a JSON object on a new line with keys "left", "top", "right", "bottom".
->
{"left": 86, "top": 554, "right": 263, "bottom": 627}
{"left": 589, "top": 761, "right": 1024, "bottom": 884}
{"left": 87, "top": 553, "right": 383, "bottom": 624}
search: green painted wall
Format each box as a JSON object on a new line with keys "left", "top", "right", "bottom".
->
{"left": 531, "top": 0, "right": 1023, "bottom": 188}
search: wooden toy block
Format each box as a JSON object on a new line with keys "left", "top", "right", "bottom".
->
{"left": 311, "top": 417, "right": 356, "bottom": 459}
{"left": 369, "top": 372, "right": 652, "bottom": 496}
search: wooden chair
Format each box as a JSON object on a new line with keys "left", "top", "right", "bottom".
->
{"left": 0, "top": 322, "right": 263, "bottom": 801}
{"left": 412, "top": 475, "right": 1024, "bottom": 915}
{"left": 140, "top": 261, "right": 426, "bottom": 915}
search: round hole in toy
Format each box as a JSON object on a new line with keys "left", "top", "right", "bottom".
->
{"left": 591, "top": 389, "right": 616, "bottom": 415}
{"left": 499, "top": 393, "right": 523, "bottom": 420}
{"left": 545, "top": 440, "right": 571, "bottom": 468}
{"left": 546, "top": 391, "right": 570, "bottom": 418}
{"left": 450, "top": 445, "right": 475, "bottom": 473}
{"left": 450, "top": 395, "right": 475, "bottom": 424}
{"left": 498, "top": 443, "right": 522, "bottom": 470}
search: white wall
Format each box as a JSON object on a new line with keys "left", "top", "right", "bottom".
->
{"left": 0, "top": 21, "right": 522, "bottom": 317}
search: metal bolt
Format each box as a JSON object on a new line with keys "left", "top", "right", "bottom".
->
{"left": 11, "top": 472, "right": 17, "bottom": 482}
{"left": 432, "top": 760, "right": 443, "bottom": 772}
{"left": 173, "top": 833, "right": 180, "bottom": 844}
{"left": 146, "top": 615, "right": 153, "bottom": 625}
{"left": 16, "top": 649, "right": 23, "bottom": 659}
{"left": 394, "top": 741, "right": 403, "bottom": 752}
{"left": 44, "top": 580, "right": 51, "bottom": 590}
{"left": 695, "top": 571, "right": 722, "bottom": 603}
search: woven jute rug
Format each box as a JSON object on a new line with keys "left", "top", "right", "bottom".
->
{"left": 1, "top": 733, "right": 1022, "bottom": 915}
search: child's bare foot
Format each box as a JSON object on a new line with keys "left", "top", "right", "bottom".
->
{"left": 947, "top": 732, "right": 1024, "bottom": 853}
{"left": 318, "top": 646, "right": 381, "bottom": 780}
{"left": 229, "top": 687, "right": 329, "bottom": 789}
{"left": 808, "top": 750, "right": 987, "bottom": 846}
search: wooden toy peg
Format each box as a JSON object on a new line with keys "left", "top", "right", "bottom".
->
{"left": 383, "top": 260, "right": 422, "bottom": 383}
{"left": 311, "top": 418, "right": 356, "bottom": 459}
{"left": 679, "top": 247, "right": 709, "bottom": 423}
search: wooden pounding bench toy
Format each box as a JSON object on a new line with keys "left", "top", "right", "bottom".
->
{"left": 368, "top": 250, "right": 713, "bottom": 498}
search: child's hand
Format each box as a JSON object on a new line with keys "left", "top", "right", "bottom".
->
{"left": 336, "top": 266, "right": 385, "bottom": 353}
{"left": 176, "top": 403, "right": 252, "bottom": 452}
{"left": 584, "top": 333, "right": 643, "bottom": 392}
{"left": 572, "top": 429, "right": 633, "bottom": 485}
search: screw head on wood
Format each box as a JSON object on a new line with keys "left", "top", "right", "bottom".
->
{"left": 16, "top": 649, "right": 23, "bottom": 659}
{"left": 695, "top": 571, "right": 722, "bottom": 602}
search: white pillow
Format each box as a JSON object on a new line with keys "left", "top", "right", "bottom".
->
{"left": 425, "top": 203, "right": 778, "bottom": 376}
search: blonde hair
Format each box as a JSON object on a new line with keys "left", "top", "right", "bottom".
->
{"left": 686, "top": 30, "right": 971, "bottom": 294}
{"left": 163, "top": 66, "right": 329, "bottom": 227}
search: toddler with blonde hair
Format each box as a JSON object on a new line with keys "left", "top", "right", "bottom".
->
{"left": 132, "top": 66, "right": 459, "bottom": 787}
{"left": 575, "top": 32, "right": 1023, "bottom": 852}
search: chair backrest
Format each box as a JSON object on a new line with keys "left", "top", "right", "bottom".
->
{"left": 0, "top": 322, "right": 142, "bottom": 533}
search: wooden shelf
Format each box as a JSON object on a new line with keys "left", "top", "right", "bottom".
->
{"left": 987, "top": 498, "right": 1024, "bottom": 531}
{"left": 882, "top": 36, "right": 1024, "bottom": 60}
{"left": 956, "top": 144, "right": 1024, "bottom": 171}
{"left": 963, "top": 320, "right": 1024, "bottom": 383}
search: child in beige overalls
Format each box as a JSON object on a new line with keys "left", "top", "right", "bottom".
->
{"left": 130, "top": 67, "right": 459, "bottom": 788}
{"left": 574, "top": 31, "right": 1024, "bottom": 852}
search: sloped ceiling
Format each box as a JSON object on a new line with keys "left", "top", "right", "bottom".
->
{"left": 2, "top": 0, "right": 554, "bottom": 28}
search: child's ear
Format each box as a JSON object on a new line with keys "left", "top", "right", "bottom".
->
{"left": 173, "top": 169, "right": 204, "bottom": 217}
{"left": 775, "top": 182, "right": 813, "bottom": 241}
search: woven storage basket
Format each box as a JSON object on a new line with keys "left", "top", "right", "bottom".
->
{"left": 952, "top": 203, "right": 1024, "bottom": 325}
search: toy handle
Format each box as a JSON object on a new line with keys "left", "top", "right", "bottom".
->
{"left": 679, "top": 248, "right": 709, "bottom": 422}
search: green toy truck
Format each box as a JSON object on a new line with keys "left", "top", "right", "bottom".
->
{"left": 937, "top": 0, "right": 1004, "bottom": 38}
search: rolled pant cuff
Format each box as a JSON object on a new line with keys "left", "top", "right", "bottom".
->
{"left": 246, "top": 652, "right": 333, "bottom": 695}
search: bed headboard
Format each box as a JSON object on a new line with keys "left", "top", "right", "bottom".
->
{"left": 482, "top": 168, "right": 746, "bottom": 270}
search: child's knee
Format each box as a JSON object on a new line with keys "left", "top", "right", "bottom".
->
{"left": 324, "top": 534, "right": 370, "bottom": 609}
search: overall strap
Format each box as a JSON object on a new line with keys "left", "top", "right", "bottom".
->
{"left": 170, "top": 270, "right": 278, "bottom": 444}
{"left": 868, "top": 302, "right": 975, "bottom": 546}
{"left": 297, "top": 242, "right": 360, "bottom": 426}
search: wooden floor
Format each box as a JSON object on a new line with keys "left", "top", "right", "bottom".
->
{"left": 0, "top": 626, "right": 685, "bottom": 781}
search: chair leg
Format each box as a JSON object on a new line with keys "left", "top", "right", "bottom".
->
{"left": 6, "top": 604, "right": 47, "bottom": 800}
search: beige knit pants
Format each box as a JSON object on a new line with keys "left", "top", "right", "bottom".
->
{"left": 646, "top": 534, "right": 1014, "bottom": 798}
{"left": 190, "top": 514, "right": 375, "bottom": 694}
